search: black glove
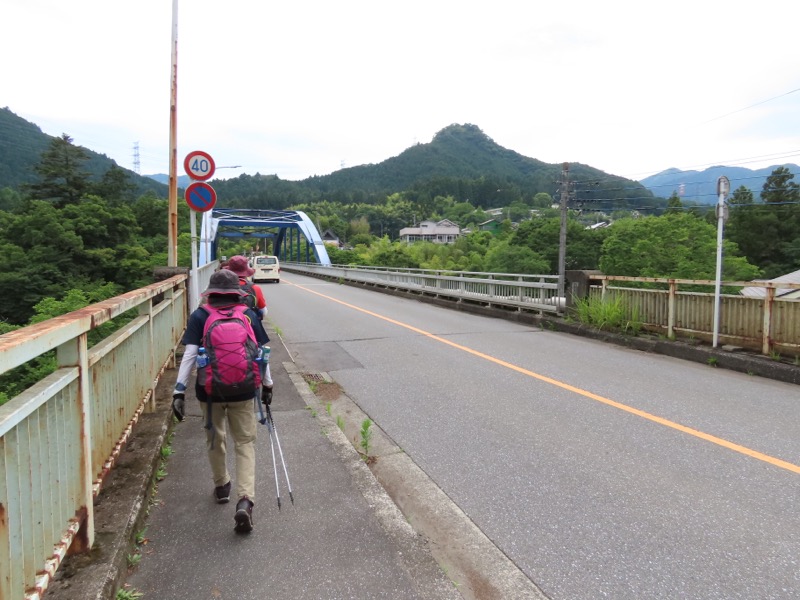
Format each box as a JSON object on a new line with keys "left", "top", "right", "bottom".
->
{"left": 172, "top": 393, "right": 185, "bottom": 421}
{"left": 262, "top": 386, "right": 273, "bottom": 406}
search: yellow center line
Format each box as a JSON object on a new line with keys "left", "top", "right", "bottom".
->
{"left": 286, "top": 278, "right": 800, "bottom": 475}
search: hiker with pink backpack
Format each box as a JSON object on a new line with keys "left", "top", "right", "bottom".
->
{"left": 171, "top": 269, "right": 272, "bottom": 533}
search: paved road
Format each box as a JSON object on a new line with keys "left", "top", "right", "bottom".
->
{"left": 266, "top": 273, "right": 800, "bottom": 600}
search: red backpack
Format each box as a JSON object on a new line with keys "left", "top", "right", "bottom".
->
{"left": 197, "top": 304, "right": 262, "bottom": 398}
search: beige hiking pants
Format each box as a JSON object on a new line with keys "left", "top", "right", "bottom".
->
{"left": 201, "top": 400, "right": 257, "bottom": 502}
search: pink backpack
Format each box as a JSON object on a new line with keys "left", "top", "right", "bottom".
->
{"left": 198, "top": 304, "right": 262, "bottom": 398}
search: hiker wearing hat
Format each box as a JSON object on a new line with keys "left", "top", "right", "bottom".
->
{"left": 225, "top": 255, "right": 267, "bottom": 318}
{"left": 171, "top": 269, "right": 271, "bottom": 533}
{"left": 225, "top": 255, "right": 273, "bottom": 398}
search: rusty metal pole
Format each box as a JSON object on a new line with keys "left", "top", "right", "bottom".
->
{"left": 167, "top": 0, "right": 179, "bottom": 266}
{"left": 557, "top": 162, "right": 569, "bottom": 313}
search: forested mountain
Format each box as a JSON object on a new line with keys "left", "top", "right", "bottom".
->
{"left": 206, "top": 124, "right": 657, "bottom": 211}
{"left": 639, "top": 163, "right": 800, "bottom": 204}
{"left": 2, "top": 110, "right": 654, "bottom": 212}
{"left": 0, "top": 107, "right": 167, "bottom": 197}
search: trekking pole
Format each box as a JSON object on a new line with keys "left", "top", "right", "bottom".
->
{"left": 266, "top": 415, "right": 282, "bottom": 510}
{"left": 266, "top": 404, "right": 294, "bottom": 505}
{"left": 255, "top": 348, "right": 284, "bottom": 509}
{"left": 255, "top": 386, "right": 281, "bottom": 509}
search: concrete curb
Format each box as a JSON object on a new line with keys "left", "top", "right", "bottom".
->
{"left": 295, "top": 365, "right": 548, "bottom": 600}
{"left": 285, "top": 362, "right": 462, "bottom": 600}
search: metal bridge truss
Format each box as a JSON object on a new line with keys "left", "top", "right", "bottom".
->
{"left": 199, "top": 208, "right": 331, "bottom": 266}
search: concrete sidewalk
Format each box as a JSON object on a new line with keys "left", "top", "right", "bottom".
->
{"left": 44, "top": 336, "right": 459, "bottom": 600}
{"left": 122, "top": 338, "right": 458, "bottom": 600}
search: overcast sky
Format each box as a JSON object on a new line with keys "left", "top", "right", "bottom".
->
{"left": 3, "top": 0, "right": 799, "bottom": 183}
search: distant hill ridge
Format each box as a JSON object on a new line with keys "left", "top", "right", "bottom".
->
{"left": 0, "top": 107, "right": 167, "bottom": 196}
{"left": 198, "top": 123, "right": 653, "bottom": 209}
{"left": 639, "top": 164, "right": 800, "bottom": 204}
{"left": 4, "top": 107, "right": 793, "bottom": 209}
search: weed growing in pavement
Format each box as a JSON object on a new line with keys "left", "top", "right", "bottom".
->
{"left": 707, "top": 357, "right": 718, "bottom": 367}
{"left": 135, "top": 527, "right": 147, "bottom": 546}
{"left": 359, "top": 419, "right": 373, "bottom": 457}
{"left": 116, "top": 586, "right": 143, "bottom": 600}
{"left": 574, "top": 295, "right": 642, "bottom": 334}
{"left": 325, "top": 402, "right": 332, "bottom": 415}
{"left": 336, "top": 415, "right": 345, "bottom": 431}
{"left": 126, "top": 552, "right": 142, "bottom": 568}
{"left": 156, "top": 433, "right": 175, "bottom": 476}
{"left": 770, "top": 350, "right": 782, "bottom": 361}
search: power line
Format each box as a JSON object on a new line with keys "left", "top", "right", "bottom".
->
{"left": 699, "top": 87, "right": 800, "bottom": 125}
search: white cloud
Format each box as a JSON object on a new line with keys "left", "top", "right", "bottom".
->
{"left": 3, "top": 0, "right": 799, "bottom": 183}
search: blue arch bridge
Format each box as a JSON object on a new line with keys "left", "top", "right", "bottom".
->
{"left": 199, "top": 208, "right": 332, "bottom": 266}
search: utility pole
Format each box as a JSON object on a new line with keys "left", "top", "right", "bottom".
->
{"left": 557, "top": 162, "right": 570, "bottom": 311}
{"left": 167, "top": 0, "right": 179, "bottom": 267}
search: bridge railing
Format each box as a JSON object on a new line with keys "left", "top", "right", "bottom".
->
{"left": 282, "top": 263, "right": 562, "bottom": 313}
{"left": 0, "top": 274, "right": 188, "bottom": 600}
{"left": 588, "top": 275, "right": 800, "bottom": 356}
{"left": 282, "top": 263, "right": 800, "bottom": 357}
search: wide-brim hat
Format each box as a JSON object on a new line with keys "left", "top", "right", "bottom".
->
{"left": 202, "top": 269, "right": 247, "bottom": 296}
{"left": 226, "top": 255, "right": 255, "bottom": 277}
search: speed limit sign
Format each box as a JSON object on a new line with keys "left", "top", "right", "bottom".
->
{"left": 184, "top": 151, "right": 216, "bottom": 181}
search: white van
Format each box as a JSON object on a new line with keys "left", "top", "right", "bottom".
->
{"left": 252, "top": 255, "right": 280, "bottom": 283}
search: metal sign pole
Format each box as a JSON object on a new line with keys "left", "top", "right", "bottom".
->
{"left": 712, "top": 176, "right": 730, "bottom": 348}
{"left": 190, "top": 210, "right": 199, "bottom": 310}
{"left": 167, "top": 0, "right": 179, "bottom": 266}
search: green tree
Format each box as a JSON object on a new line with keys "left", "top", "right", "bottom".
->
{"left": 599, "top": 213, "right": 759, "bottom": 280}
{"left": 761, "top": 166, "right": 800, "bottom": 204}
{"left": 26, "top": 134, "right": 91, "bottom": 207}
{"left": 729, "top": 185, "right": 754, "bottom": 205}
{"left": 509, "top": 216, "right": 604, "bottom": 272}
{"left": 92, "top": 164, "right": 136, "bottom": 202}
{"left": 485, "top": 240, "right": 549, "bottom": 274}
{"left": 725, "top": 170, "right": 800, "bottom": 278}
{"left": 665, "top": 192, "right": 683, "bottom": 214}
{"left": 0, "top": 186, "right": 23, "bottom": 212}
{"left": 532, "top": 192, "right": 554, "bottom": 208}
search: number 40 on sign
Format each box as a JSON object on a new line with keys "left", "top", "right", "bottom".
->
{"left": 184, "top": 150, "right": 216, "bottom": 181}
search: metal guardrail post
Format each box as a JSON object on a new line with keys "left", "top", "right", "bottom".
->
{"left": 139, "top": 299, "right": 157, "bottom": 413}
{"left": 56, "top": 334, "right": 95, "bottom": 554}
{"left": 762, "top": 287, "right": 775, "bottom": 355}
{"left": 668, "top": 280, "right": 677, "bottom": 340}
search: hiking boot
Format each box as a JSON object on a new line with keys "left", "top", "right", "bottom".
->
{"left": 214, "top": 480, "right": 232, "bottom": 504}
{"left": 234, "top": 497, "right": 254, "bottom": 533}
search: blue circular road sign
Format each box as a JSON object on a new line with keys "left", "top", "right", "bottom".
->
{"left": 185, "top": 181, "right": 217, "bottom": 212}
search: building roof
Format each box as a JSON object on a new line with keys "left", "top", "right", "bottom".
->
{"left": 740, "top": 268, "right": 800, "bottom": 299}
{"left": 399, "top": 219, "right": 461, "bottom": 236}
